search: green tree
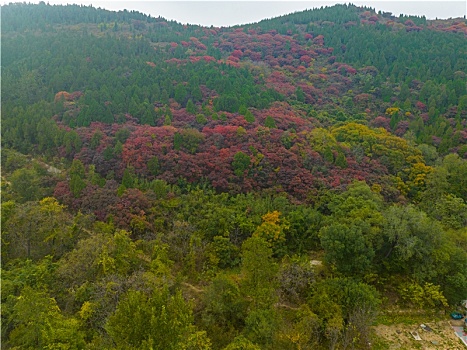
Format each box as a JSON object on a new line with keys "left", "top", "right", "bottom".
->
{"left": 295, "top": 87, "right": 305, "bottom": 102}
{"left": 89, "top": 130, "right": 103, "bottom": 149}
{"left": 9, "top": 168, "right": 41, "bottom": 202}
{"left": 244, "top": 308, "right": 278, "bottom": 346}
{"left": 54, "top": 227, "right": 114, "bottom": 289}
{"left": 2, "top": 198, "right": 78, "bottom": 262}
{"left": 323, "top": 146, "right": 334, "bottom": 163}
{"left": 196, "top": 113, "right": 208, "bottom": 125}
{"left": 122, "top": 166, "right": 136, "bottom": 188}
{"left": 264, "top": 116, "right": 277, "bottom": 128}
{"left": 317, "top": 181, "right": 388, "bottom": 277}
{"left": 244, "top": 110, "right": 255, "bottom": 123}
{"left": 186, "top": 99, "right": 196, "bottom": 114}
{"left": 201, "top": 275, "right": 247, "bottom": 347}
{"left": 206, "top": 236, "right": 240, "bottom": 269}
{"left": 335, "top": 151, "right": 348, "bottom": 168}
{"left": 398, "top": 281, "right": 448, "bottom": 309}
{"left": 115, "top": 127, "right": 131, "bottom": 143}
{"left": 238, "top": 105, "right": 248, "bottom": 115}
{"left": 442, "top": 154, "right": 467, "bottom": 201}
{"left": 148, "top": 156, "right": 161, "bottom": 177}
{"left": 276, "top": 304, "right": 321, "bottom": 349}
{"left": 106, "top": 288, "right": 197, "bottom": 350}
{"left": 241, "top": 236, "right": 278, "bottom": 309}
{"left": 174, "top": 129, "right": 205, "bottom": 154}
{"left": 286, "top": 206, "right": 322, "bottom": 253}
{"left": 175, "top": 83, "right": 188, "bottom": 105}
{"left": 96, "top": 229, "right": 142, "bottom": 276}
{"left": 232, "top": 151, "right": 250, "bottom": 177}
{"left": 7, "top": 286, "right": 85, "bottom": 350}
{"left": 183, "top": 331, "right": 212, "bottom": 350}
{"left": 380, "top": 205, "right": 443, "bottom": 281}
{"left": 320, "top": 223, "right": 375, "bottom": 276}
{"left": 114, "top": 140, "right": 123, "bottom": 155}
{"left": 141, "top": 103, "right": 156, "bottom": 126}
{"left": 433, "top": 194, "right": 467, "bottom": 229}
{"left": 310, "top": 278, "right": 380, "bottom": 350}
{"left": 69, "top": 159, "right": 86, "bottom": 197}
{"left": 223, "top": 336, "right": 260, "bottom": 350}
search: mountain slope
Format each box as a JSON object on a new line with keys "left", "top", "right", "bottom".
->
{"left": 1, "top": 4, "right": 467, "bottom": 350}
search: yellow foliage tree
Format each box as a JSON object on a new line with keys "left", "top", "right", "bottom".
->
{"left": 385, "top": 107, "right": 400, "bottom": 115}
{"left": 253, "top": 211, "right": 289, "bottom": 255}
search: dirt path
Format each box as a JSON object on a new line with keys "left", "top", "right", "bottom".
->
{"left": 182, "top": 282, "right": 205, "bottom": 294}
{"left": 32, "top": 158, "right": 62, "bottom": 174}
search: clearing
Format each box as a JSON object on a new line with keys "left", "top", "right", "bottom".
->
{"left": 373, "top": 317, "right": 466, "bottom": 349}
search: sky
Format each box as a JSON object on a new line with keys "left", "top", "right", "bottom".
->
{"left": 5, "top": 1, "right": 467, "bottom": 27}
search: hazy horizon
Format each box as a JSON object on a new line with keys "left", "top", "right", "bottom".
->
{"left": 2, "top": 1, "right": 466, "bottom": 27}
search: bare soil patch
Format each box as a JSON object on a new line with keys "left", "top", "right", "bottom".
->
{"left": 374, "top": 319, "right": 465, "bottom": 349}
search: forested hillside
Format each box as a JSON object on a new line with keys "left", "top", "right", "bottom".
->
{"left": 2, "top": 3, "right": 467, "bottom": 349}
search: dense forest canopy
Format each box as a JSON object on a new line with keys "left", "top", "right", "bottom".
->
{"left": 1, "top": 3, "right": 467, "bottom": 349}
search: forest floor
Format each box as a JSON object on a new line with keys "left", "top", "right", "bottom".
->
{"left": 372, "top": 316, "right": 466, "bottom": 349}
